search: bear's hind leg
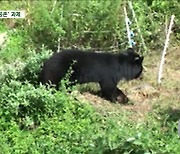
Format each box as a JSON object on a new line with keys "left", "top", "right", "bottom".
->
{"left": 40, "top": 70, "right": 60, "bottom": 89}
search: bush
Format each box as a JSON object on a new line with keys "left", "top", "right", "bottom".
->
{"left": 0, "top": 46, "right": 52, "bottom": 85}
{"left": 19, "top": 46, "right": 52, "bottom": 85}
{"left": 0, "top": 77, "right": 121, "bottom": 153}
{"left": 0, "top": 0, "right": 180, "bottom": 54}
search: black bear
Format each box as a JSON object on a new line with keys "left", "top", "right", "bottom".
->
{"left": 40, "top": 48, "right": 143, "bottom": 103}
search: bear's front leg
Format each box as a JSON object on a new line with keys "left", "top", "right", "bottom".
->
{"left": 100, "top": 81, "right": 127, "bottom": 103}
{"left": 115, "top": 88, "right": 129, "bottom": 104}
{"left": 100, "top": 82, "right": 117, "bottom": 102}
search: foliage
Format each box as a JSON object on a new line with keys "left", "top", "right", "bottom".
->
{"left": 0, "top": 80, "right": 179, "bottom": 153}
{"left": 0, "top": 46, "right": 51, "bottom": 85}
{"left": 0, "top": 30, "right": 27, "bottom": 62}
{"left": 0, "top": 0, "right": 179, "bottom": 55}
{"left": 19, "top": 46, "right": 52, "bottom": 85}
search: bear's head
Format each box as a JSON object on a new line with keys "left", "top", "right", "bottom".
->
{"left": 121, "top": 48, "right": 144, "bottom": 80}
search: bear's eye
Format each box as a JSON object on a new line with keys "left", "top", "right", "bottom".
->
{"left": 134, "top": 57, "right": 140, "bottom": 61}
{"left": 133, "top": 56, "right": 143, "bottom": 64}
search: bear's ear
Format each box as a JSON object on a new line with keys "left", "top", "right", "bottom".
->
{"left": 127, "top": 48, "right": 134, "bottom": 52}
{"left": 122, "top": 48, "right": 135, "bottom": 56}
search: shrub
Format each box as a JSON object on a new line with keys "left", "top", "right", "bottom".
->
{"left": 0, "top": 46, "right": 52, "bottom": 85}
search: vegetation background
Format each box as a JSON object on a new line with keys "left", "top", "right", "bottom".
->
{"left": 0, "top": 0, "right": 180, "bottom": 153}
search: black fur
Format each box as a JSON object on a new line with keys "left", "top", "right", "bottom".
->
{"left": 40, "top": 48, "right": 143, "bottom": 103}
